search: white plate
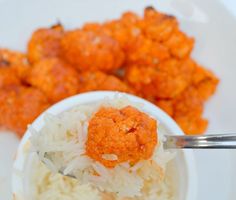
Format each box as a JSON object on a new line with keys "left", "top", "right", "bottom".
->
{"left": 0, "top": 0, "right": 236, "bottom": 199}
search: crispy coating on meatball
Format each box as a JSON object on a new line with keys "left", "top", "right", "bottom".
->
{"left": 26, "top": 58, "right": 79, "bottom": 103}
{"left": 78, "top": 71, "right": 133, "bottom": 93}
{"left": 125, "top": 58, "right": 195, "bottom": 99}
{"left": 125, "top": 35, "right": 170, "bottom": 67}
{"left": 0, "top": 86, "right": 49, "bottom": 137}
{"left": 61, "top": 30, "right": 125, "bottom": 72}
{"left": 83, "top": 12, "right": 142, "bottom": 50}
{"left": 158, "top": 65, "right": 218, "bottom": 134}
{"left": 163, "top": 30, "right": 194, "bottom": 59}
{"left": 174, "top": 87, "right": 203, "bottom": 118}
{"left": 154, "top": 65, "right": 218, "bottom": 135}
{"left": 0, "top": 68, "right": 21, "bottom": 89}
{"left": 27, "top": 24, "right": 64, "bottom": 63}
{"left": 153, "top": 58, "right": 195, "bottom": 98}
{"left": 141, "top": 7, "right": 178, "bottom": 42}
{"left": 103, "top": 12, "right": 142, "bottom": 50}
{"left": 173, "top": 65, "right": 218, "bottom": 134}
{"left": 0, "top": 49, "right": 29, "bottom": 80}
{"left": 86, "top": 106, "right": 157, "bottom": 168}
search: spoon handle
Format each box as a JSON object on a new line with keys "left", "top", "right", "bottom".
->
{"left": 164, "top": 134, "right": 236, "bottom": 149}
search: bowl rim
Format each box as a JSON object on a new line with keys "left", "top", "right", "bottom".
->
{"left": 12, "top": 91, "right": 198, "bottom": 200}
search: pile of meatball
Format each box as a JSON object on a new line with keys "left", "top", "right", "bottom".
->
{"left": 0, "top": 7, "right": 219, "bottom": 137}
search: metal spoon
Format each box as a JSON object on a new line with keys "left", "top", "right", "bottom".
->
{"left": 163, "top": 133, "right": 236, "bottom": 149}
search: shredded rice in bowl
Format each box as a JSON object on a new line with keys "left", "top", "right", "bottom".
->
{"left": 29, "top": 96, "right": 177, "bottom": 200}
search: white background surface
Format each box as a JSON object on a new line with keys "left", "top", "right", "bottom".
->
{"left": 0, "top": 0, "right": 236, "bottom": 199}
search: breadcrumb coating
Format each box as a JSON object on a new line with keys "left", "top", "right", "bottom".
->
{"left": 27, "top": 24, "right": 64, "bottom": 63}
{"left": 86, "top": 106, "right": 158, "bottom": 168}
{"left": 125, "top": 58, "right": 195, "bottom": 99}
{"left": 26, "top": 58, "right": 79, "bottom": 103}
{"left": 0, "top": 49, "right": 29, "bottom": 80}
{"left": 141, "top": 7, "right": 178, "bottom": 42}
{"left": 61, "top": 30, "right": 124, "bottom": 72}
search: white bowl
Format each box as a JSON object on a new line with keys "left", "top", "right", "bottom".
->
{"left": 12, "top": 91, "right": 197, "bottom": 200}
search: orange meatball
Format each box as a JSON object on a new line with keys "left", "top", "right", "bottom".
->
{"left": 163, "top": 30, "right": 194, "bottom": 59}
{"left": 125, "top": 58, "right": 195, "bottom": 99}
{"left": 78, "top": 71, "right": 133, "bottom": 94}
{"left": 0, "top": 86, "right": 49, "bottom": 137}
{"left": 86, "top": 106, "right": 158, "bottom": 168}
{"left": 172, "top": 65, "right": 218, "bottom": 135}
{"left": 27, "top": 24, "right": 64, "bottom": 63}
{"left": 0, "top": 49, "right": 29, "bottom": 80}
{"left": 61, "top": 30, "right": 125, "bottom": 72}
{"left": 125, "top": 35, "right": 170, "bottom": 67}
{"left": 26, "top": 58, "right": 79, "bottom": 103}
{"left": 141, "top": 6, "right": 178, "bottom": 42}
